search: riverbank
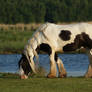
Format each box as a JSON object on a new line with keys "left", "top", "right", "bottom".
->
{"left": 0, "top": 73, "right": 92, "bottom": 92}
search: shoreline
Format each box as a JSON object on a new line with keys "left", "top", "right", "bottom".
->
{"left": 0, "top": 47, "right": 86, "bottom": 54}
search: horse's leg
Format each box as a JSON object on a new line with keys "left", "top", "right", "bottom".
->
{"left": 47, "top": 51, "right": 57, "bottom": 78}
{"left": 56, "top": 57, "right": 67, "bottom": 78}
{"left": 85, "top": 49, "right": 92, "bottom": 78}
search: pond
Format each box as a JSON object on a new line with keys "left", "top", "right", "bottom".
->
{"left": 0, "top": 54, "right": 89, "bottom": 77}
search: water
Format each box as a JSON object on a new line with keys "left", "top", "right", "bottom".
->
{"left": 0, "top": 54, "right": 89, "bottom": 77}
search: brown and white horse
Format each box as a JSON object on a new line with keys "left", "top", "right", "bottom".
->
{"left": 18, "top": 22, "right": 92, "bottom": 79}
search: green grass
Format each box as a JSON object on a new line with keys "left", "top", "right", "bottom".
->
{"left": 0, "top": 29, "right": 34, "bottom": 53}
{"left": 0, "top": 73, "right": 92, "bottom": 92}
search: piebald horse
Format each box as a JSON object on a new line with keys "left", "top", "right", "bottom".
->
{"left": 18, "top": 22, "right": 92, "bottom": 79}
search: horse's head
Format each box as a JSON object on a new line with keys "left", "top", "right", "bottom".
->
{"left": 18, "top": 54, "right": 32, "bottom": 79}
{"left": 18, "top": 49, "right": 38, "bottom": 79}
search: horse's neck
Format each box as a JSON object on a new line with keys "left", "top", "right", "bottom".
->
{"left": 28, "top": 37, "right": 42, "bottom": 52}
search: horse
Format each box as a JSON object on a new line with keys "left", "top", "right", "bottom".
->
{"left": 18, "top": 22, "right": 92, "bottom": 79}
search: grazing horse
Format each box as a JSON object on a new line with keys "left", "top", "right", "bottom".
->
{"left": 18, "top": 22, "right": 92, "bottom": 79}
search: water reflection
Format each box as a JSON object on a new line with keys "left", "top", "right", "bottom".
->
{"left": 0, "top": 54, "right": 89, "bottom": 77}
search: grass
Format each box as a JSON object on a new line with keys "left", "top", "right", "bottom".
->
{"left": 0, "top": 29, "right": 34, "bottom": 53}
{"left": 0, "top": 73, "right": 92, "bottom": 92}
{"left": 0, "top": 23, "right": 41, "bottom": 54}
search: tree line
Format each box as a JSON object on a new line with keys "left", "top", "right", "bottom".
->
{"left": 0, "top": 0, "right": 92, "bottom": 24}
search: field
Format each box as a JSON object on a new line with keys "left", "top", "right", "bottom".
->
{"left": 0, "top": 23, "right": 43, "bottom": 54}
{"left": 0, "top": 73, "right": 92, "bottom": 92}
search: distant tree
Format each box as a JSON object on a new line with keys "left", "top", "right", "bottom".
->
{"left": 31, "top": 2, "right": 46, "bottom": 23}
{"left": 0, "top": 0, "right": 7, "bottom": 23}
{"left": 59, "top": 0, "right": 68, "bottom": 22}
{"left": 79, "top": 0, "right": 89, "bottom": 21}
{"left": 0, "top": 0, "right": 92, "bottom": 24}
{"left": 87, "top": 0, "right": 92, "bottom": 21}
{"left": 45, "top": 0, "right": 60, "bottom": 23}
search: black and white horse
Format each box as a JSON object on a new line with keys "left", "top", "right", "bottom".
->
{"left": 18, "top": 22, "right": 92, "bottom": 79}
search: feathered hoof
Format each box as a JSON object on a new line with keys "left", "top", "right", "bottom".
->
{"left": 59, "top": 73, "right": 67, "bottom": 78}
{"left": 85, "top": 66, "right": 92, "bottom": 78}
{"left": 85, "top": 73, "right": 92, "bottom": 78}
{"left": 47, "top": 73, "right": 56, "bottom": 78}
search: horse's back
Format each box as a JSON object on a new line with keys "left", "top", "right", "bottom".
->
{"left": 40, "top": 23, "right": 92, "bottom": 52}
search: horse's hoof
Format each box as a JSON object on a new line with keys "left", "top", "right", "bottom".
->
{"left": 85, "top": 66, "right": 92, "bottom": 78}
{"left": 59, "top": 73, "right": 67, "bottom": 78}
{"left": 47, "top": 74, "right": 56, "bottom": 78}
{"left": 85, "top": 74, "right": 92, "bottom": 78}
